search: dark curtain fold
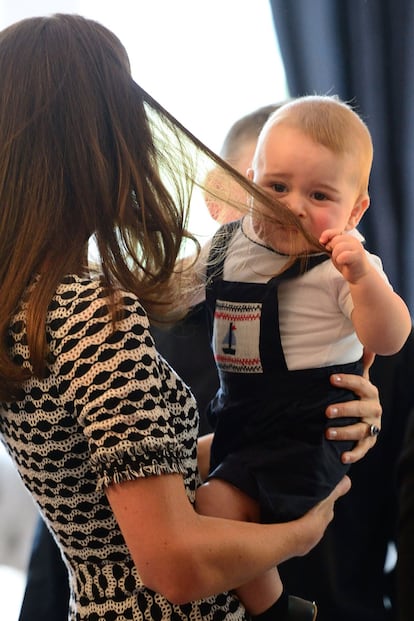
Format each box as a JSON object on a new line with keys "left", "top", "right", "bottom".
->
{"left": 269, "top": 0, "right": 414, "bottom": 313}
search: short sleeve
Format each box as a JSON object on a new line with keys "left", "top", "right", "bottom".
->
{"left": 51, "top": 287, "right": 187, "bottom": 490}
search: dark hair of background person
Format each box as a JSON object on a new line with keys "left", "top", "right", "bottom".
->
{"left": 219, "top": 102, "right": 290, "bottom": 161}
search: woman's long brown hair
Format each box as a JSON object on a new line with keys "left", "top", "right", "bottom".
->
{"left": 0, "top": 14, "right": 321, "bottom": 400}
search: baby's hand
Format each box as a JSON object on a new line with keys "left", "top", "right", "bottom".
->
{"left": 319, "top": 228, "right": 371, "bottom": 284}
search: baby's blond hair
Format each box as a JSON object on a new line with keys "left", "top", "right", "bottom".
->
{"left": 257, "top": 95, "right": 373, "bottom": 194}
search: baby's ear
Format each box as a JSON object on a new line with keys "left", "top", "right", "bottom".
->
{"left": 345, "top": 194, "right": 370, "bottom": 230}
{"left": 247, "top": 168, "right": 254, "bottom": 181}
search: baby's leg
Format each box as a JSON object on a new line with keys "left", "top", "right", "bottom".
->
{"left": 196, "top": 479, "right": 283, "bottom": 616}
{"left": 196, "top": 477, "right": 260, "bottom": 522}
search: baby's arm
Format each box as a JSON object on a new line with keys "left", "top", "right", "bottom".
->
{"left": 320, "top": 228, "right": 411, "bottom": 355}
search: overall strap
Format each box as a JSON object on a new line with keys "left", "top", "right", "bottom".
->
{"left": 206, "top": 218, "right": 330, "bottom": 287}
{"left": 271, "top": 251, "right": 330, "bottom": 283}
{"left": 206, "top": 219, "right": 241, "bottom": 287}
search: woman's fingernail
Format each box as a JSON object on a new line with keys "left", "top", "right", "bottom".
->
{"left": 327, "top": 429, "right": 337, "bottom": 438}
{"left": 327, "top": 407, "right": 338, "bottom": 418}
{"left": 333, "top": 375, "right": 342, "bottom": 383}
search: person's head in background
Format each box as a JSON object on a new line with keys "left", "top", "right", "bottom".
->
{"left": 204, "top": 102, "right": 288, "bottom": 224}
{"left": 248, "top": 94, "right": 373, "bottom": 254}
{"left": 220, "top": 103, "right": 286, "bottom": 176}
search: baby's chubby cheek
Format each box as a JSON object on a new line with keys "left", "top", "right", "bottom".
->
{"left": 307, "top": 215, "right": 334, "bottom": 240}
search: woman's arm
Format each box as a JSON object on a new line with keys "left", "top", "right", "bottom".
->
{"left": 106, "top": 472, "right": 350, "bottom": 605}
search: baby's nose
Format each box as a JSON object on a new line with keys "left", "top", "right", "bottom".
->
{"left": 286, "top": 195, "right": 306, "bottom": 217}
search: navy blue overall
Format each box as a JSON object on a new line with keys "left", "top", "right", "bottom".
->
{"left": 205, "top": 221, "right": 363, "bottom": 523}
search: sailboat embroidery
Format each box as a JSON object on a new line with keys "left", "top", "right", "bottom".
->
{"left": 214, "top": 300, "right": 263, "bottom": 373}
{"left": 222, "top": 322, "right": 236, "bottom": 355}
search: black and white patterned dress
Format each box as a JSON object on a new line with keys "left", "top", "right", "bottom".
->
{"left": 0, "top": 274, "right": 246, "bottom": 621}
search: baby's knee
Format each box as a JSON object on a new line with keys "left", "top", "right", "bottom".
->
{"left": 196, "top": 478, "right": 259, "bottom": 522}
{"left": 195, "top": 479, "right": 221, "bottom": 516}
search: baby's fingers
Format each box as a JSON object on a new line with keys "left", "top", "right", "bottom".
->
{"left": 331, "top": 246, "right": 356, "bottom": 266}
{"left": 319, "top": 228, "right": 343, "bottom": 248}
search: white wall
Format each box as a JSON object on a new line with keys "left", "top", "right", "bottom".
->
{"left": 0, "top": 1, "right": 287, "bottom": 153}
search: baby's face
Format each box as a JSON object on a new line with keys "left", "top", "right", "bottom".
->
{"left": 248, "top": 124, "right": 365, "bottom": 254}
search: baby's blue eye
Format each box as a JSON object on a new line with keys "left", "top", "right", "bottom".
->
{"left": 313, "top": 192, "right": 328, "bottom": 201}
{"left": 272, "top": 183, "right": 286, "bottom": 193}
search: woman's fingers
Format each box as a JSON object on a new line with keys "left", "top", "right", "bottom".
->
{"left": 361, "top": 348, "right": 375, "bottom": 377}
{"left": 338, "top": 435, "right": 377, "bottom": 464}
{"left": 299, "top": 476, "right": 352, "bottom": 555}
{"left": 326, "top": 372, "right": 382, "bottom": 463}
{"left": 327, "top": 372, "right": 381, "bottom": 424}
{"left": 330, "top": 474, "right": 352, "bottom": 500}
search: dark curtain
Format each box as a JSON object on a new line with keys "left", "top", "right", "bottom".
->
{"left": 269, "top": 0, "right": 414, "bottom": 314}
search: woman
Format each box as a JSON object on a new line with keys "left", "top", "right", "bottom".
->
{"left": 0, "top": 14, "right": 381, "bottom": 621}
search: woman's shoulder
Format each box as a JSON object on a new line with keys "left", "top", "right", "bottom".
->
{"left": 48, "top": 273, "right": 149, "bottom": 332}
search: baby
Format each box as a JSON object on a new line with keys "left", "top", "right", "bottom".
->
{"left": 196, "top": 95, "right": 412, "bottom": 621}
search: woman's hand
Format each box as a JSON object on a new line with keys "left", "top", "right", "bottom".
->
{"left": 295, "top": 475, "right": 352, "bottom": 556}
{"left": 326, "top": 352, "right": 382, "bottom": 464}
